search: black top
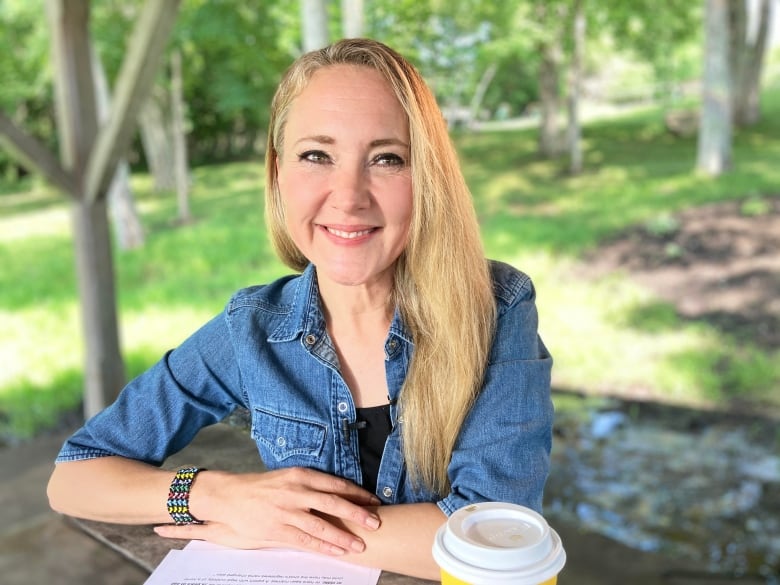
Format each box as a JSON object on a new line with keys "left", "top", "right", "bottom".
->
{"left": 354, "top": 404, "right": 393, "bottom": 494}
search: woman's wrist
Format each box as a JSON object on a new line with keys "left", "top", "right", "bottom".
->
{"left": 186, "top": 469, "right": 229, "bottom": 523}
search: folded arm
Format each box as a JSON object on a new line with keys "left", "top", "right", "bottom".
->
{"left": 49, "top": 456, "right": 445, "bottom": 579}
{"left": 48, "top": 457, "right": 382, "bottom": 558}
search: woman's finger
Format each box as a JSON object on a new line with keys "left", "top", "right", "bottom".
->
{"left": 286, "top": 468, "right": 378, "bottom": 500}
{"left": 153, "top": 523, "right": 209, "bottom": 541}
{"left": 288, "top": 506, "right": 368, "bottom": 552}
{"left": 281, "top": 468, "right": 381, "bottom": 529}
{"left": 154, "top": 521, "right": 354, "bottom": 556}
{"left": 301, "top": 489, "right": 381, "bottom": 531}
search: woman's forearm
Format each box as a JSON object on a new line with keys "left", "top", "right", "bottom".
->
{"left": 47, "top": 457, "right": 175, "bottom": 524}
{"left": 336, "top": 503, "right": 446, "bottom": 580}
{"left": 49, "top": 459, "right": 445, "bottom": 578}
{"left": 50, "top": 460, "right": 383, "bottom": 557}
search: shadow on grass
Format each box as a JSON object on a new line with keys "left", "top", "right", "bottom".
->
{"left": 616, "top": 299, "right": 779, "bottom": 413}
{"left": 459, "top": 96, "right": 780, "bottom": 258}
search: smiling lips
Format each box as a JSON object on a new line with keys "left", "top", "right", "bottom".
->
{"left": 324, "top": 226, "right": 377, "bottom": 239}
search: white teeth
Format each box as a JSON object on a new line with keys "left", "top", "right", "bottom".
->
{"left": 326, "top": 227, "right": 373, "bottom": 239}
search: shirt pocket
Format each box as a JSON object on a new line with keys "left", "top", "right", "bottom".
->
{"left": 251, "top": 407, "right": 327, "bottom": 463}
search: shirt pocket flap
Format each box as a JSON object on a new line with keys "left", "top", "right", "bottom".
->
{"left": 251, "top": 408, "right": 326, "bottom": 462}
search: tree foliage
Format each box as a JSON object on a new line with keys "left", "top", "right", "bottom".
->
{"left": 172, "top": 1, "right": 290, "bottom": 163}
{"left": 597, "top": 0, "right": 702, "bottom": 97}
{"left": 0, "top": 0, "right": 55, "bottom": 178}
{"left": 0, "top": 0, "right": 747, "bottom": 176}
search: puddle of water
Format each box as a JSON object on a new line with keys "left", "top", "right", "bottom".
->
{"left": 545, "top": 392, "right": 780, "bottom": 583}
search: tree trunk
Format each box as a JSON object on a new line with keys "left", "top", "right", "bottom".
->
{"left": 468, "top": 63, "right": 498, "bottom": 128}
{"left": 170, "top": 49, "right": 191, "bottom": 224}
{"left": 341, "top": 0, "right": 364, "bottom": 38}
{"left": 697, "top": 0, "right": 732, "bottom": 176}
{"left": 108, "top": 164, "right": 145, "bottom": 249}
{"left": 91, "top": 45, "right": 145, "bottom": 250}
{"left": 536, "top": 1, "right": 565, "bottom": 158}
{"left": 538, "top": 40, "right": 564, "bottom": 158}
{"left": 139, "top": 90, "right": 176, "bottom": 191}
{"left": 567, "top": 0, "right": 585, "bottom": 175}
{"left": 730, "top": 0, "right": 772, "bottom": 126}
{"left": 301, "top": 0, "right": 329, "bottom": 52}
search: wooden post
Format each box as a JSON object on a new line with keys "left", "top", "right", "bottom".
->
{"left": 47, "top": 0, "right": 126, "bottom": 417}
{"left": 71, "top": 197, "right": 126, "bottom": 416}
{"left": 84, "top": 0, "right": 182, "bottom": 204}
{"left": 0, "top": 1, "right": 181, "bottom": 420}
{"left": 0, "top": 112, "right": 77, "bottom": 195}
{"left": 42, "top": 0, "right": 182, "bottom": 418}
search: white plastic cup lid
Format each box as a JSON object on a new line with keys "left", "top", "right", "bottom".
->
{"left": 432, "top": 502, "right": 566, "bottom": 585}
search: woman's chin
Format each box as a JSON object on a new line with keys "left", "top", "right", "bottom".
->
{"left": 315, "top": 263, "right": 395, "bottom": 291}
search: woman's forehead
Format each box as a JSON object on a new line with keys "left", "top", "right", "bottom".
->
{"left": 299, "top": 65, "right": 396, "bottom": 104}
{"left": 284, "top": 65, "right": 409, "bottom": 139}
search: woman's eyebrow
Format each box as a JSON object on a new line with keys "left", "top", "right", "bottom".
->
{"left": 293, "top": 135, "right": 335, "bottom": 147}
{"left": 292, "top": 136, "right": 410, "bottom": 149}
{"left": 370, "top": 138, "right": 410, "bottom": 149}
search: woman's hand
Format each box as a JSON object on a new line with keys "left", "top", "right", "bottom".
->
{"left": 153, "top": 467, "right": 381, "bottom": 556}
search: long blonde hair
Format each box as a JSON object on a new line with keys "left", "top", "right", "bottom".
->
{"left": 265, "top": 39, "right": 496, "bottom": 495}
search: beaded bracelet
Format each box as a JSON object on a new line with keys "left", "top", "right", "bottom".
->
{"left": 167, "top": 466, "right": 206, "bottom": 525}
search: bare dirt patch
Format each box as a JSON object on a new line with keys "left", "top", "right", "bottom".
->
{"left": 587, "top": 195, "right": 780, "bottom": 350}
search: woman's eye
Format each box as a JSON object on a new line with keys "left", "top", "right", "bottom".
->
{"left": 373, "top": 153, "right": 406, "bottom": 167}
{"left": 298, "top": 150, "right": 330, "bottom": 164}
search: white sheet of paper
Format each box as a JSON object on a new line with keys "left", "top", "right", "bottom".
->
{"left": 142, "top": 542, "right": 381, "bottom": 585}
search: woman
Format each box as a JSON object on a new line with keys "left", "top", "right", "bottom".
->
{"left": 48, "top": 38, "right": 553, "bottom": 580}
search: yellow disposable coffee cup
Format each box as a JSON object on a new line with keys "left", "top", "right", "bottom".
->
{"left": 432, "top": 502, "right": 566, "bottom": 585}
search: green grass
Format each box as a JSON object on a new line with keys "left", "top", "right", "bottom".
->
{"left": 2, "top": 89, "right": 780, "bottom": 440}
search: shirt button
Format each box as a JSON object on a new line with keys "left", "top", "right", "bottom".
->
{"left": 382, "top": 486, "right": 393, "bottom": 499}
{"left": 276, "top": 436, "right": 286, "bottom": 447}
{"left": 337, "top": 401, "right": 349, "bottom": 414}
{"left": 304, "top": 334, "right": 317, "bottom": 345}
{"left": 388, "top": 339, "right": 398, "bottom": 349}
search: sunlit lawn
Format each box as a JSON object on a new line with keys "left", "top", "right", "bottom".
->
{"left": 2, "top": 90, "right": 779, "bottom": 440}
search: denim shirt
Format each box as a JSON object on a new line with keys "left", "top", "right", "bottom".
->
{"left": 56, "top": 260, "right": 553, "bottom": 516}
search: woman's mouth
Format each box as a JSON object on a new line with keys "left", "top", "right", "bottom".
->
{"left": 324, "top": 226, "right": 376, "bottom": 239}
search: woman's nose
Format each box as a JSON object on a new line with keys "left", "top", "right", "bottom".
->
{"left": 329, "top": 163, "right": 370, "bottom": 211}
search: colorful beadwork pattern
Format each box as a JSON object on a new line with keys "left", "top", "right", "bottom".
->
{"left": 167, "top": 466, "right": 205, "bottom": 525}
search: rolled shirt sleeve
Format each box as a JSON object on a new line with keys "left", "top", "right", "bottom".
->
{"left": 438, "top": 264, "right": 554, "bottom": 515}
{"left": 55, "top": 310, "right": 244, "bottom": 465}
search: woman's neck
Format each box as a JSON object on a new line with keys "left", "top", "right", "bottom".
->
{"left": 316, "top": 272, "right": 394, "bottom": 329}
{"left": 316, "top": 272, "right": 394, "bottom": 408}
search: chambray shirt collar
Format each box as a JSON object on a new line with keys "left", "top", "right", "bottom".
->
{"left": 267, "top": 263, "right": 322, "bottom": 343}
{"left": 266, "top": 263, "right": 413, "bottom": 352}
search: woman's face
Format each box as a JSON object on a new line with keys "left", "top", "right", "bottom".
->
{"left": 276, "top": 65, "right": 413, "bottom": 291}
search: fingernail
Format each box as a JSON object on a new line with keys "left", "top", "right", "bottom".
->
{"left": 351, "top": 539, "right": 366, "bottom": 553}
{"left": 365, "top": 515, "right": 380, "bottom": 530}
{"left": 329, "top": 545, "right": 346, "bottom": 555}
